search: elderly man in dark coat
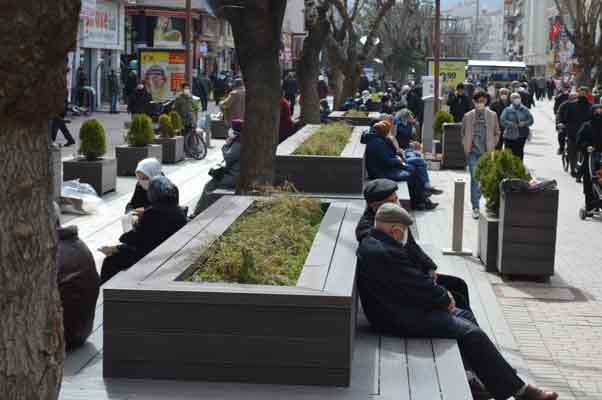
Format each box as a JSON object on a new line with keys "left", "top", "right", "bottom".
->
{"left": 357, "top": 202, "right": 558, "bottom": 400}
{"left": 54, "top": 203, "right": 100, "bottom": 349}
{"left": 355, "top": 179, "right": 469, "bottom": 310}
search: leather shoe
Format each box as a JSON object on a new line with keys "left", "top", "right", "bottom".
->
{"left": 516, "top": 385, "right": 558, "bottom": 400}
{"left": 425, "top": 187, "right": 444, "bottom": 195}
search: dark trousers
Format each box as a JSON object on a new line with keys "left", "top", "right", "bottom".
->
{"left": 387, "top": 168, "right": 426, "bottom": 208}
{"left": 583, "top": 152, "right": 601, "bottom": 211}
{"left": 110, "top": 95, "right": 118, "bottom": 113}
{"left": 286, "top": 93, "right": 296, "bottom": 114}
{"left": 409, "top": 308, "right": 525, "bottom": 400}
{"left": 558, "top": 128, "right": 567, "bottom": 150}
{"left": 567, "top": 138, "right": 579, "bottom": 174}
{"left": 437, "top": 274, "right": 470, "bottom": 310}
{"left": 504, "top": 137, "right": 527, "bottom": 160}
{"left": 200, "top": 94, "right": 208, "bottom": 112}
{"left": 51, "top": 118, "right": 75, "bottom": 144}
{"left": 100, "top": 247, "right": 141, "bottom": 285}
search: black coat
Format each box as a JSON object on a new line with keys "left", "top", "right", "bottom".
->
{"left": 554, "top": 93, "right": 569, "bottom": 115}
{"left": 128, "top": 88, "right": 152, "bottom": 115}
{"left": 577, "top": 120, "right": 602, "bottom": 152}
{"left": 282, "top": 78, "right": 298, "bottom": 97}
{"left": 356, "top": 229, "right": 450, "bottom": 334}
{"left": 447, "top": 93, "right": 473, "bottom": 123}
{"left": 559, "top": 99, "right": 592, "bottom": 139}
{"left": 125, "top": 183, "right": 150, "bottom": 213}
{"left": 57, "top": 226, "right": 100, "bottom": 349}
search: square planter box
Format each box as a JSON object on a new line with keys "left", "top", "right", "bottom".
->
{"left": 497, "top": 189, "right": 559, "bottom": 278}
{"left": 103, "top": 196, "right": 362, "bottom": 386}
{"left": 63, "top": 157, "right": 117, "bottom": 196}
{"left": 478, "top": 211, "right": 499, "bottom": 272}
{"left": 209, "top": 116, "right": 228, "bottom": 139}
{"left": 153, "top": 136, "right": 184, "bottom": 164}
{"left": 441, "top": 123, "right": 467, "bottom": 169}
{"left": 328, "top": 111, "right": 383, "bottom": 126}
{"left": 275, "top": 124, "right": 367, "bottom": 195}
{"left": 115, "top": 144, "right": 163, "bottom": 176}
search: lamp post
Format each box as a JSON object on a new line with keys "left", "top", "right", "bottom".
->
{"left": 434, "top": 0, "right": 441, "bottom": 112}
{"left": 185, "top": 0, "right": 193, "bottom": 86}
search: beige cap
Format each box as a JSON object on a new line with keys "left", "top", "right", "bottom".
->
{"left": 375, "top": 203, "right": 413, "bottom": 226}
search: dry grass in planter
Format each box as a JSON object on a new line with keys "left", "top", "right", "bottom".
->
{"left": 343, "top": 110, "right": 368, "bottom": 118}
{"left": 188, "top": 195, "right": 325, "bottom": 285}
{"left": 292, "top": 123, "right": 352, "bottom": 157}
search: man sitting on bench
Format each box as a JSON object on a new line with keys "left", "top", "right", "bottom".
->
{"left": 357, "top": 202, "right": 559, "bottom": 400}
{"left": 362, "top": 119, "right": 438, "bottom": 210}
{"left": 356, "top": 179, "right": 470, "bottom": 310}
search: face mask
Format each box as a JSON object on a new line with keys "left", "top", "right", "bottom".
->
{"left": 401, "top": 229, "right": 409, "bottom": 246}
{"left": 137, "top": 85, "right": 144, "bottom": 90}
{"left": 500, "top": 95, "right": 508, "bottom": 101}
{"left": 475, "top": 103, "right": 485, "bottom": 111}
{"left": 139, "top": 180, "right": 150, "bottom": 191}
{"left": 183, "top": 89, "right": 191, "bottom": 96}
{"left": 512, "top": 99, "right": 522, "bottom": 106}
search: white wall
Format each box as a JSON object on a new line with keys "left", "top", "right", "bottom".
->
{"left": 283, "top": 0, "right": 305, "bottom": 34}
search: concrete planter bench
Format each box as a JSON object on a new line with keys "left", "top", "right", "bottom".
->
{"left": 478, "top": 211, "right": 499, "bottom": 272}
{"left": 63, "top": 157, "right": 117, "bottom": 196}
{"left": 497, "top": 189, "right": 559, "bottom": 278}
{"left": 103, "top": 196, "right": 362, "bottom": 387}
{"left": 441, "top": 123, "right": 466, "bottom": 169}
{"left": 115, "top": 144, "right": 162, "bottom": 176}
{"left": 275, "top": 124, "right": 367, "bottom": 195}
{"left": 153, "top": 136, "right": 185, "bottom": 164}
{"left": 328, "top": 111, "right": 383, "bottom": 126}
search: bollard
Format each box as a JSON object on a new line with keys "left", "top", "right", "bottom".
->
{"left": 443, "top": 178, "right": 473, "bottom": 256}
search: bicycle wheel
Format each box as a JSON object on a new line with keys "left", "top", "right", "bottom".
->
{"left": 185, "top": 131, "right": 207, "bottom": 160}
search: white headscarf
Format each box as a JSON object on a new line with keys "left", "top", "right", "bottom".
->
{"left": 135, "top": 158, "right": 162, "bottom": 180}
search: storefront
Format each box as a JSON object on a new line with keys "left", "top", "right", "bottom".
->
{"left": 69, "top": 0, "right": 126, "bottom": 108}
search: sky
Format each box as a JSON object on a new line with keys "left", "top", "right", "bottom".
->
{"left": 441, "top": 0, "right": 503, "bottom": 12}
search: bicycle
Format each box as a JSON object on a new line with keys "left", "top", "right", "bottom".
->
{"left": 183, "top": 125, "right": 208, "bottom": 160}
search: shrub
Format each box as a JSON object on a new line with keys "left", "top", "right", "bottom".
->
{"left": 79, "top": 119, "right": 107, "bottom": 161}
{"left": 189, "top": 194, "right": 324, "bottom": 286}
{"left": 293, "top": 123, "right": 352, "bottom": 156}
{"left": 169, "top": 111, "right": 184, "bottom": 132}
{"left": 475, "top": 150, "right": 531, "bottom": 214}
{"left": 158, "top": 114, "right": 174, "bottom": 138}
{"left": 432, "top": 111, "right": 454, "bottom": 140}
{"left": 126, "top": 114, "right": 155, "bottom": 147}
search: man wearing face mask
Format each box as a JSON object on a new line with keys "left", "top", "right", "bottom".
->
{"left": 128, "top": 80, "right": 152, "bottom": 115}
{"left": 447, "top": 83, "right": 473, "bottom": 123}
{"left": 174, "top": 82, "right": 196, "bottom": 131}
{"left": 500, "top": 93, "right": 534, "bottom": 160}
{"left": 461, "top": 91, "right": 501, "bottom": 220}
{"left": 490, "top": 88, "right": 511, "bottom": 149}
{"left": 558, "top": 87, "right": 592, "bottom": 176}
{"left": 577, "top": 105, "right": 602, "bottom": 214}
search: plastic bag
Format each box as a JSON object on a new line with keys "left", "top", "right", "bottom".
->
{"left": 60, "top": 180, "right": 102, "bottom": 215}
{"left": 500, "top": 178, "right": 558, "bottom": 193}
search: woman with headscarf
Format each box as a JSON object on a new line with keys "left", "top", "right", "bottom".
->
{"left": 577, "top": 104, "right": 602, "bottom": 214}
{"left": 99, "top": 176, "right": 187, "bottom": 284}
{"left": 125, "top": 157, "right": 162, "bottom": 214}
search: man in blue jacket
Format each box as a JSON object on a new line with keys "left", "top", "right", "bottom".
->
{"left": 357, "top": 203, "right": 559, "bottom": 400}
{"left": 362, "top": 120, "right": 437, "bottom": 210}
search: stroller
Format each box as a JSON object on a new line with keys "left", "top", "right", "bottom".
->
{"left": 579, "top": 148, "right": 602, "bottom": 220}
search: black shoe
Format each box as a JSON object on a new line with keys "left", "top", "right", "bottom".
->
{"left": 557, "top": 148, "right": 563, "bottom": 155}
{"left": 415, "top": 200, "right": 439, "bottom": 211}
{"left": 426, "top": 187, "right": 444, "bottom": 195}
{"left": 468, "top": 377, "right": 492, "bottom": 400}
{"left": 64, "top": 141, "right": 76, "bottom": 147}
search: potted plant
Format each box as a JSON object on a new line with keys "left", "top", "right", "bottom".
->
{"left": 63, "top": 119, "right": 116, "bottom": 195}
{"left": 433, "top": 110, "right": 453, "bottom": 155}
{"left": 474, "top": 150, "right": 531, "bottom": 272}
{"left": 169, "top": 111, "right": 184, "bottom": 134}
{"left": 116, "top": 114, "right": 162, "bottom": 176}
{"left": 153, "top": 114, "right": 184, "bottom": 164}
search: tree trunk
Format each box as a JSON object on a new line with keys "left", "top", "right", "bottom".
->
{"left": 341, "top": 62, "right": 362, "bottom": 105}
{"left": 1, "top": 2, "right": 80, "bottom": 399}
{"left": 221, "top": 1, "right": 287, "bottom": 192}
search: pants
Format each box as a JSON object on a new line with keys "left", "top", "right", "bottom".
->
{"left": 504, "top": 137, "right": 527, "bottom": 160}
{"left": 387, "top": 168, "right": 426, "bottom": 208}
{"left": 583, "top": 152, "right": 601, "bottom": 211}
{"left": 558, "top": 127, "right": 567, "bottom": 150}
{"left": 405, "top": 308, "right": 525, "bottom": 400}
{"left": 100, "top": 246, "right": 142, "bottom": 285}
{"left": 192, "top": 175, "right": 236, "bottom": 218}
{"left": 110, "top": 95, "right": 118, "bottom": 113}
{"left": 567, "top": 138, "right": 579, "bottom": 174}
{"left": 437, "top": 274, "right": 470, "bottom": 310}
{"left": 286, "top": 93, "right": 296, "bottom": 114}
{"left": 200, "top": 94, "right": 208, "bottom": 112}
{"left": 51, "top": 118, "right": 75, "bottom": 144}
{"left": 467, "top": 152, "right": 482, "bottom": 210}
{"left": 404, "top": 153, "right": 429, "bottom": 188}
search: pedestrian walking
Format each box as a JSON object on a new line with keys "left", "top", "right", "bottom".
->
{"left": 577, "top": 104, "right": 602, "bottom": 213}
{"left": 219, "top": 78, "right": 245, "bottom": 126}
{"left": 128, "top": 81, "right": 152, "bottom": 115}
{"left": 108, "top": 70, "right": 120, "bottom": 114}
{"left": 51, "top": 94, "right": 75, "bottom": 146}
{"left": 500, "top": 93, "right": 535, "bottom": 160}
{"left": 461, "top": 91, "right": 501, "bottom": 219}
{"left": 76, "top": 66, "right": 88, "bottom": 107}
{"left": 558, "top": 88, "right": 592, "bottom": 175}
{"left": 447, "top": 83, "right": 473, "bottom": 123}
{"left": 193, "top": 72, "right": 209, "bottom": 112}
{"left": 282, "top": 72, "right": 298, "bottom": 115}
{"left": 124, "top": 70, "right": 138, "bottom": 107}
{"left": 489, "top": 87, "right": 511, "bottom": 149}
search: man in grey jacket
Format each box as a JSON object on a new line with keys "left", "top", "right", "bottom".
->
{"left": 461, "top": 91, "right": 501, "bottom": 219}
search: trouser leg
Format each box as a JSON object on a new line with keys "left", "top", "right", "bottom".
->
{"left": 192, "top": 179, "right": 219, "bottom": 218}
{"left": 558, "top": 128, "right": 566, "bottom": 150}
{"left": 57, "top": 120, "right": 75, "bottom": 144}
{"left": 583, "top": 154, "right": 595, "bottom": 210}
{"left": 568, "top": 138, "right": 578, "bottom": 173}
{"left": 51, "top": 119, "right": 60, "bottom": 142}
{"left": 467, "top": 153, "right": 481, "bottom": 210}
{"left": 515, "top": 137, "right": 526, "bottom": 160}
{"left": 437, "top": 274, "right": 471, "bottom": 310}
{"left": 405, "top": 157, "right": 429, "bottom": 187}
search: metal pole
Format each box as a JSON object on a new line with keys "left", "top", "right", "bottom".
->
{"left": 434, "top": 0, "right": 441, "bottom": 113}
{"left": 474, "top": 0, "right": 480, "bottom": 57}
{"left": 443, "top": 178, "right": 472, "bottom": 256}
{"left": 185, "top": 0, "right": 193, "bottom": 86}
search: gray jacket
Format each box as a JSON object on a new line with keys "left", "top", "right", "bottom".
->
{"left": 222, "top": 140, "right": 240, "bottom": 186}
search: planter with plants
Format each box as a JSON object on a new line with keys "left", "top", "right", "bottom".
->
{"left": 116, "top": 114, "right": 162, "bottom": 176}
{"left": 63, "top": 119, "right": 116, "bottom": 195}
{"left": 328, "top": 109, "right": 383, "bottom": 126}
{"left": 439, "top": 116, "right": 466, "bottom": 169}
{"left": 103, "top": 195, "right": 362, "bottom": 386}
{"left": 153, "top": 114, "right": 184, "bottom": 164}
{"left": 475, "top": 150, "right": 558, "bottom": 277}
{"left": 433, "top": 110, "right": 453, "bottom": 156}
{"left": 274, "top": 123, "right": 366, "bottom": 194}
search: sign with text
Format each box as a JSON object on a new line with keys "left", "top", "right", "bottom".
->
{"left": 81, "top": 0, "right": 120, "bottom": 49}
{"left": 140, "top": 49, "right": 186, "bottom": 101}
{"left": 422, "top": 76, "right": 443, "bottom": 98}
{"left": 427, "top": 58, "right": 467, "bottom": 92}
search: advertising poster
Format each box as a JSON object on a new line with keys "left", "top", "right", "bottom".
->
{"left": 81, "top": 0, "right": 120, "bottom": 49}
{"left": 154, "top": 16, "right": 185, "bottom": 49}
{"left": 140, "top": 50, "right": 186, "bottom": 101}
{"left": 427, "top": 59, "right": 467, "bottom": 92}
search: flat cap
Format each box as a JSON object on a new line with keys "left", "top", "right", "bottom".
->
{"left": 363, "top": 179, "right": 398, "bottom": 203}
{"left": 375, "top": 203, "right": 413, "bottom": 226}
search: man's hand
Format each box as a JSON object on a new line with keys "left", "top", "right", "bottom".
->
{"left": 447, "top": 291, "right": 456, "bottom": 312}
{"left": 98, "top": 246, "right": 118, "bottom": 257}
{"left": 134, "top": 207, "right": 145, "bottom": 216}
{"left": 518, "top": 121, "right": 526, "bottom": 128}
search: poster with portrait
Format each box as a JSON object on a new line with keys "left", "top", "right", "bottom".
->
{"left": 153, "top": 16, "right": 185, "bottom": 49}
{"left": 139, "top": 50, "right": 186, "bottom": 101}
